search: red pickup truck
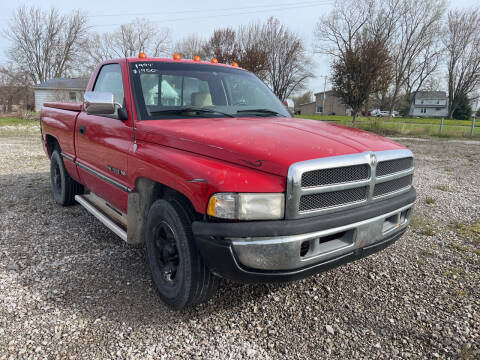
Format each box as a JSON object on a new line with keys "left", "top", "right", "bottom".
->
{"left": 40, "top": 55, "right": 416, "bottom": 309}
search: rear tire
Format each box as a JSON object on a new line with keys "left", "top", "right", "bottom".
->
{"left": 145, "top": 199, "right": 219, "bottom": 309}
{"left": 50, "top": 150, "right": 83, "bottom": 206}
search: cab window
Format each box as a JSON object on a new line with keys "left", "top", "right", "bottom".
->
{"left": 93, "top": 63, "right": 124, "bottom": 116}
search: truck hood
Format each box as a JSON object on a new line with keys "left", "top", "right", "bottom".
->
{"left": 136, "top": 117, "right": 405, "bottom": 176}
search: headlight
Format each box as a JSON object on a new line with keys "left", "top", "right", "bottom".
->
{"left": 207, "top": 193, "right": 285, "bottom": 220}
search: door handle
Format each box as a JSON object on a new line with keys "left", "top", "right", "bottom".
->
{"left": 79, "top": 125, "right": 86, "bottom": 135}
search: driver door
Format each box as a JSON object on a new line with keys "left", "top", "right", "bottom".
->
{"left": 75, "top": 63, "right": 133, "bottom": 212}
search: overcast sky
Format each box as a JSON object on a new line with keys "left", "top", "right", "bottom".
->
{"left": 0, "top": 0, "right": 478, "bottom": 92}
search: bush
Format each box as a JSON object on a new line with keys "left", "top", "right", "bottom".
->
{"left": 453, "top": 94, "right": 472, "bottom": 120}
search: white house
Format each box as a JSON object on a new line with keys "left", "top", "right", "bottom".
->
{"left": 34, "top": 78, "right": 89, "bottom": 111}
{"left": 409, "top": 91, "right": 448, "bottom": 118}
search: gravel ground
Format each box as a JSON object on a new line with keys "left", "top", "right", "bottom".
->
{"left": 0, "top": 128, "right": 479, "bottom": 359}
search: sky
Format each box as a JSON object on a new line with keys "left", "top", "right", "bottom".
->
{"left": 0, "top": 0, "right": 478, "bottom": 93}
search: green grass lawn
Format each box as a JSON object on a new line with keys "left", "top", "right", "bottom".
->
{"left": 0, "top": 117, "right": 39, "bottom": 126}
{"left": 297, "top": 115, "right": 479, "bottom": 139}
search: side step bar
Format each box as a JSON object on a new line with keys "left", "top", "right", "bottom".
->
{"left": 75, "top": 195, "right": 127, "bottom": 241}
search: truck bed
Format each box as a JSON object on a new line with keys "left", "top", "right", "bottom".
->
{"left": 43, "top": 102, "right": 83, "bottom": 112}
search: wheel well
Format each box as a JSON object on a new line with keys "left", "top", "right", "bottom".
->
{"left": 45, "top": 135, "right": 59, "bottom": 158}
{"left": 126, "top": 177, "right": 198, "bottom": 244}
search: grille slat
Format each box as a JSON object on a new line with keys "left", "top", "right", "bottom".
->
{"left": 373, "top": 175, "right": 412, "bottom": 198}
{"left": 299, "top": 187, "right": 368, "bottom": 212}
{"left": 376, "top": 157, "right": 413, "bottom": 177}
{"left": 301, "top": 164, "right": 370, "bottom": 187}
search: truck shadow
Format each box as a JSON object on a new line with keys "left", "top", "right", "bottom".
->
{"left": 0, "top": 172, "right": 294, "bottom": 325}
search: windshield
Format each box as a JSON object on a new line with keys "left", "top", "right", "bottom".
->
{"left": 129, "top": 61, "right": 291, "bottom": 120}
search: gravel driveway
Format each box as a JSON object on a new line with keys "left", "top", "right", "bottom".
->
{"left": 0, "top": 127, "right": 479, "bottom": 359}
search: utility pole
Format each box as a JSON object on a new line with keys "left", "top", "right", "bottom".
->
{"left": 321, "top": 75, "right": 327, "bottom": 115}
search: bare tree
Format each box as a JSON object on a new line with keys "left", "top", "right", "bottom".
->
{"left": 262, "top": 17, "right": 313, "bottom": 101}
{"left": 0, "top": 65, "right": 34, "bottom": 112}
{"left": 3, "top": 6, "right": 88, "bottom": 84}
{"left": 315, "top": 0, "right": 445, "bottom": 113}
{"left": 444, "top": 8, "right": 480, "bottom": 118}
{"left": 331, "top": 34, "right": 392, "bottom": 123}
{"left": 236, "top": 22, "right": 269, "bottom": 79}
{"left": 387, "top": 0, "right": 446, "bottom": 112}
{"left": 292, "top": 91, "right": 314, "bottom": 110}
{"left": 173, "top": 34, "right": 206, "bottom": 59}
{"left": 202, "top": 28, "right": 239, "bottom": 64}
{"left": 81, "top": 18, "right": 170, "bottom": 73}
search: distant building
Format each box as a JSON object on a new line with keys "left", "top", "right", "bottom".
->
{"left": 299, "top": 90, "right": 351, "bottom": 116}
{"left": 409, "top": 91, "right": 448, "bottom": 118}
{"left": 34, "top": 78, "right": 88, "bottom": 112}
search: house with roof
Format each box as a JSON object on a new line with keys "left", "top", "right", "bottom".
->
{"left": 34, "top": 78, "right": 89, "bottom": 111}
{"left": 409, "top": 91, "right": 448, "bottom": 118}
{"left": 298, "top": 90, "right": 352, "bottom": 116}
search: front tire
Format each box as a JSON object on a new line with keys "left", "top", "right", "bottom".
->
{"left": 145, "top": 199, "right": 219, "bottom": 309}
{"left": 50, "top": 150, "right": 83, "bottom": 206}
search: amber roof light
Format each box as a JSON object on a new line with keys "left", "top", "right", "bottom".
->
{"left": 173, "top": 53, "right": 181, "bottom": 60}
{"left": 139, "top": 52, "right": 147, "bottom": 59}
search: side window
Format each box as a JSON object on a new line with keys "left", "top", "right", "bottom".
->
{"left": 93, "top": 64, "right": 124, "bottom": 115}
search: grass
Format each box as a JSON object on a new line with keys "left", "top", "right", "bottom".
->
{"left": 0, "top": 117, "right": 38, "bottom": 126}
{"left": 297, "top": 115, "right": 480, "bottom": 139}
{"left": 425, "top": 196, "right": 436, "bottom": 204}
{"left": 410, "top": 214, "right": 436, "bottom": 236}
{"left": 449, "top": 219, "right": 480, "bottom": 244}
{"left": 434, "top": 184, "right": 450, "bottom": 191}
{"left": 443, "top": 266, "right": 467, "bottom": 279}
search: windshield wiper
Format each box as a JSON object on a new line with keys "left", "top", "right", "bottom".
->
{"left": 150, "top": 107, "right": 235, "bottom": 118}
{"left": 236, "top": 109, "right": 284, "bottom": 117}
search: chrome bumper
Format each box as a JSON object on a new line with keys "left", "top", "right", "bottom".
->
{"left": 229, "top": 203, "right": 414, "bottom": 271}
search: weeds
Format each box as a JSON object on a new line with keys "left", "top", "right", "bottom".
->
{"left": 425, "top": 197, "right": 436, "bottom": 204}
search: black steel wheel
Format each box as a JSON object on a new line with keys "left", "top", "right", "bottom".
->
{"left": 145, "top": 199, "right": 219, "bottom": 309}
{"left": 50, "top": 150, "right": 83, "bottom": 206}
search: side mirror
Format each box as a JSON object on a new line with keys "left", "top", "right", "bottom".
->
{"left": 84, "top": 91, "right": 121, "bottom": 116}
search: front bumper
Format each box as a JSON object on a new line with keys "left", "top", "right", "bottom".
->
{"left": 193, "top": 188, "right": 416, "bottom": 283}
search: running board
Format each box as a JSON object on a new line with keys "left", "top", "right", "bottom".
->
{"left": 75, "top": 195, "right": 127, "bottom": 241}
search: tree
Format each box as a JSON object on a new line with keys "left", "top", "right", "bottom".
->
{"left": 292, "top": 91, "right": 313, "bottom": 110}
{"left": 387, "top": 0, "right": 446, "bottom": 112}
{"left": 173, "top": 34, "right": 205, "bottom": 59}
{"left": 331, "top": 34, "right": 392, "bottom": 124}
{"left": 3, "top": 6, "right": 88, "bottom": 84}
{"left": 315, "top": 0, "right": 445, "bottom": 114}
{"left": 261, "top": 17, "right": 313, "bottom": 101}
{"left": 476, "top": 108, "right": 480, "bottom": 117}
{"left": 452, "top": 94, "right": 472, "bottom": 120}
{"left": 444, "top": 8, "right": 480, "bottom": 119}
{"left": 202, "top": 28, "right": 238, "bottom": 64}
{"left": 82, "top": 18, "right": 170, "bottom": 73}
{"left": 236, "top": 22, "right": 269, "bottom": 79}
{"left": 201, "top": 19, "right": 312, "bottom": 101}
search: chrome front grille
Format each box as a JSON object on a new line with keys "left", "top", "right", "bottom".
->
{"left": 373, "top": 175, "right": 413, "bottom": 198}
{"left": 376, "top": 157, "right": 413, "bottom": 177}
{"left": 299, "top": 187, "right": 368, "bottom": 211}
{"left": 286, "top": 149, "right": 414, "bottom": 219}
{"left": 301, "top": 164, "right": 370, "bottom": 187}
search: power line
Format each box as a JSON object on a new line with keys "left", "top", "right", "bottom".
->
{"left": 89, "top": 0, "right": 330, "bottom": 18}
{"left": 90, "top": 1, "right": 332, "bottom": 28}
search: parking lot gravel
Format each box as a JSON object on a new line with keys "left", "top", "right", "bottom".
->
{"left": 0, "top": 128, "right": 479, "bottom": 359}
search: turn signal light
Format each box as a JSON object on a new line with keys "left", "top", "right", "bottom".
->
{"left": 139, "top": 52, "right": 147, "bottom": 59}
{"left": 193, "top": 55, "right": 201, "bottom": 61}
{"left": 232, "top": 62, "right": 239, "bottom": 67}
{"left": 211, "top": 58, "right": 218, "bottom": 63}
{"left": 173, "top": 53, "right": 181, "bottom": 60}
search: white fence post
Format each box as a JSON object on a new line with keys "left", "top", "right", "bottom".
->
{"left": 440, "top": 117, "right": 444, "bottom": 135}
{"left": 471, "top": 116, "right": 476, "bottom": 137}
